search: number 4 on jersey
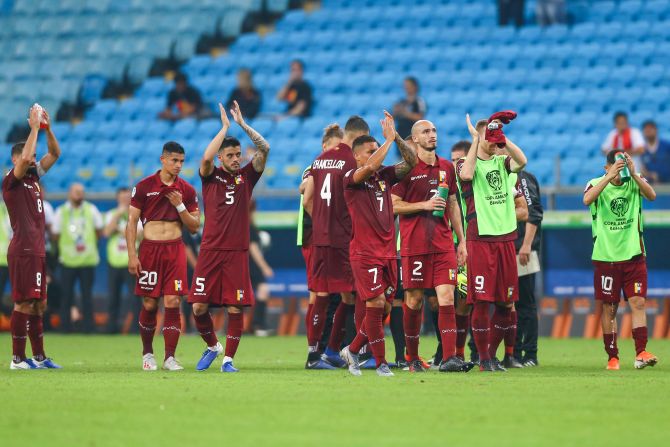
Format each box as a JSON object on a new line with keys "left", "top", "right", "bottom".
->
{"left": 320, "top": 173, "right": 332, "bottom": 206}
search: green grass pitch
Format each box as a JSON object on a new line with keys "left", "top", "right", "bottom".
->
{"left": 1, "top": 335, "right": 668, "bottom": 447}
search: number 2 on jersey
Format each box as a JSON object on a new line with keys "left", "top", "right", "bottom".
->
{"left": 320, "top": 173, "right": 332, "bottom": 206}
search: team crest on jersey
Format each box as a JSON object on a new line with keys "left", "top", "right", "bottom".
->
{"left": 610, "top": 197, "right": 629, "bottom": 217}
{"left": 236, "top": 289, "right": 244, "bottom": 301}
{"left": 486, "top": 171, "right": 503, "bottom": 191}
{"left": 378, "top": 180, "right": 386, "bottom": 191}
{"left": 235, "top": 175, "right": 244, "bottom": 185}
{"left": 507, "top": 287, "right": 514, "bottom": 298}
{"left": 634, "top": 282, "right": 642, "bottom": 294}
{"left": 174, "top": 280, "right": 182, "bottom": 291}
{"left": 439, "top": 170, "right": 447, "bottom": 183}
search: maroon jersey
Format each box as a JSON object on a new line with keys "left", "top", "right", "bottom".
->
{"left": 344, "top": 165, "right": 399, "bottom": 260}
{"left": 455, "top": 157, "right": 516, "bottom": 242}
{"left": 300, "top": 165, "right": 313, "bottom": 246}
{"left": 2, "top": 169, "right": 45, "bottom": 256}
{"left": 309, "top": 143, "right": 356, "bottom": 248}
{"left": 130, "top": 170, "right": 198, "bottom": 226}
{"left": 200, "top": 163, "right": 262, "bottom": 251}
{"left": 391, "top": 155, "right": 458, "bottom": 256}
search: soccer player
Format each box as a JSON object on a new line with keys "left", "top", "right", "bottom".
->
{"left": 301, "top": 116, "right": 370, "bottom": 369}
{"left": 298, "top": 124, "right": 343, "bottom": 348}
{"left": 456, "top": 113, "right": 527, "bottom": 372}
{"left": 3, "top": 105, "right": 62, "bottom": 369}
{"left": 391, "top": 120, "right": 471, "bottom": 373}
{"left": 188, "top": 101, "right": 269, "bottom": 372}
{"left": 339, "top": 112, "right": 417, "bottom": 377}
{"left": 127, "top": 141, "right": 200, "bottom": 371}
{"left": 583, "top": 150, "right": 657, "bottom": 370}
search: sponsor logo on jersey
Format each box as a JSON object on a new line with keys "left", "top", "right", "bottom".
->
{"left": 634, "top": 282, "right": 642, "bottom": 294}
{"left": 610, "top": 197, "right": 629, "bottom": 217}
{"left": 147, "top": 192, "right": 160, "bottom": 197}
{"left": 236, "top": 289, "right": 244, "bottom": 301}
{"left": 411, "top": 174, "right": 428, "bottom": 181}
{"left": 174, "top": 280, "right": 182, "bottom": 291}
{"left": 215, "top": 176, "right": 225, "bottom": 183}
{"left": 486, "top": 171, "right": 503, "bottom": 191}
{"left": 439, "top": 170, "right": 446, "bottom": 183}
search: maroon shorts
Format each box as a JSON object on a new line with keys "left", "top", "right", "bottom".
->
{"left": 351, "top": 257, "right": 397, "bottom": 302}
{"left": 593, "top": 257, "right": 647, "bottom": 303}
{"left": 301, "top": 245, "right": 315, "bottom": 291}
{"left": 135, "top": 238, "right": 188, "bottom": 298}
{"left": 401, "top": 251, "right": 458, "bottom": 290}
{"left": 310, "top": 246, "right": 354, "bottom": 293}
{"left": 466, "top": 239, "right": 518, "bottom": 304}
{"left": 187, "top": 249, "right": 254, "bottom": 307}
{"left": 8, "top": 254, "right": 47, "bottom": 302}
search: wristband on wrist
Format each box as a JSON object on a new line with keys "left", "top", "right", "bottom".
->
{"left": 176, "top": 203, "right": 186, "bottom": 213}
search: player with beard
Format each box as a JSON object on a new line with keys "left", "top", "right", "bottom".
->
{"left": 3, "top": 105, "right": 62, "bottom": 369}
{"left": 339, "top": 112, "right": 417, "bottom": 377}
{"left": 300, "top": 116, "right": 369, "bottom": 369}
{"left": 391, "top": 120, "right": 471, "bottom": 373}
{"left": 456, "top": 112, "right": 527, "bottom": 372}
{"left": 188, "top": 102, "right": 269, "bottom": 372}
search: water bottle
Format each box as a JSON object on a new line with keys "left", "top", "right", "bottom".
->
{"left": 615, "top": 153, "right": 631, "bottom": 182}
{"left": 432, "top": 183, "right": 449, "bottom": 217}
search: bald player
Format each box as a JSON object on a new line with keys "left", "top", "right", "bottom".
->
{"left": 391, "top": 120, "right": 471, "bottom": 373}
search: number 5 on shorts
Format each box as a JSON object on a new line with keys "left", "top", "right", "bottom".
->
{"left": 195, "top": 277, "right": 205, "bottom": 292}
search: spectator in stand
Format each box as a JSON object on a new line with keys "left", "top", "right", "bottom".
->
{"left": 276, "top": 60, "right": 313, "bottom": 118}
{"left": 53, "top": 183, "right": 104, "bottom": 333}
{"left": 498, "top": 0, "right": 525, "bottom": 27}
{"left": 601, "top": 111, "right": 645, "bottom": 172}
{"left": 536, "top": 0, "right": 566, "bottom": 26}
{"left": 641, "top": 120, "right": 670, "bottom": 183}
{"left": 227, "top": 68, "right": 261, "bottom": 120}
{"left": 103, "top": 188, "right": 141, "bottom": 334}
{"left": 159, "top": 72, "right": 205, "bottom": 121}
{"left": 392, "top": 77, "right": 427, "bottom": 140}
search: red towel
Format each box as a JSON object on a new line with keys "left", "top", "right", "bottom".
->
{"left": 486, "top": 111, "right": 517, "bottom": 148}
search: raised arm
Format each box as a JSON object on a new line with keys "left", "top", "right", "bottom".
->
{"left": 458, "top": 114, "right": 479, "bottom": 181}
{"left": 351, "top": 116, "right": 395, "bottom": 184}
{"left": 126, "top": 206, "right": 142, "bottom": 276}
{"left": 231, "top": 100, "right": 270, "bottom": 173}
{"left": 583, "top": 159, "right": 624, "bottom": 206}
{"left": 39, "top": 109, "right": 60, "bottom": 174}
{"left": 505, "top": 137, "right": 527, "bottom": 173}
{"left": 14, "top": 107, "right": 41, "bottom": 180}
{"left": 200, "top": 103, "right": 230, "bottom": 178}
{"left": 625, "top": 153, "right": 657, "bottom": 201}
{"left": 384, "top": 111, "right": 417, "bottom": 179}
